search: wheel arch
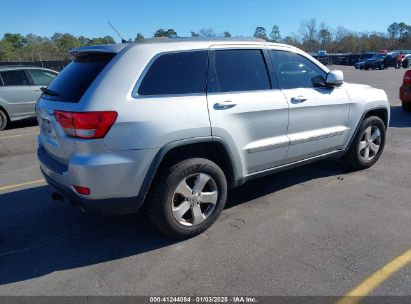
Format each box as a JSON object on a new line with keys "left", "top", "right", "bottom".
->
{"left": 364, "top": 107, "right": 389, "bottom": 129}
{"left": 346, "top": 106, "right": 389, "bottom": 150}
{"left": 138, "top": 137, "right": 239, "bottom": 206}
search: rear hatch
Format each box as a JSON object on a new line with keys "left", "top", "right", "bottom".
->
{"left": 37, "top": 46, "right": 124, "bottom": 166}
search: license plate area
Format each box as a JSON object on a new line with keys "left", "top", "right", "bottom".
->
{"left": 40, "top": 117, "right": 52, "bottom": 134}
{"left": 37, "top": 107, "right": 57, "bottom": 138}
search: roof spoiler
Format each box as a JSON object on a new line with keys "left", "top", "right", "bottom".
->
{"left": 69, "top": 43, "right": 129, "bottom": 57}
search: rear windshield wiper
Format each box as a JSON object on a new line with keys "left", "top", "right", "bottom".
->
{"left": 40, "top": 87, "right": 61, "bottom": 97}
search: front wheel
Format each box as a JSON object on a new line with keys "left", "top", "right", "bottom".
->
{"left": 148, "top": 158, "right": 227, "bottom": 238}
{"left": 342, "top": 116, "right": 386, "bottom": 170}
{"left": 379, "top": 63, "right": 385, "bottom": 70}
{"left": 403, "top": 102, "right": 411, "bottom": 112}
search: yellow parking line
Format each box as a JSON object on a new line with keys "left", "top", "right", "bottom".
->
{"left": 0, "top": 132, "right": 38, "bottom": 140}
{"left": 0, "top": 179, "right": 45, "bottom": 191}
{"left": 336, "top": 248, "right": 411, "bottom": 304}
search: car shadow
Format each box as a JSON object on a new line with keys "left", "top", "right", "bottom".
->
{"left": 389, "top": 105, "right": 411, "bottom": 128}
{"left": 6, "top": 117, "right": 38, "bottom": 130}
{"left": 0, "top": 157, "right": 347, "bottom": 285}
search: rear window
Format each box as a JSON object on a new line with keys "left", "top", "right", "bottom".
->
{"left": 43, "top": 52, "right": 115, "bottom": 102}
{"left": 137, "top": 51, "right": 207, "bottom": 96}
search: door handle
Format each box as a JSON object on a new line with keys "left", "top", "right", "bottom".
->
{"left": 290, "top": 96, "right": 308, "bottom": 104}
{"left": 213, "top": 101, "right": 237, "bottom": 110}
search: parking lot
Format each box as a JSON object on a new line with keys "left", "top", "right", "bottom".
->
{"left": 0, "top": 66, "right": 410, "bottom": 297}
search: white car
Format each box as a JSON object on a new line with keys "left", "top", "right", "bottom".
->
{"left": 36, "top": 38, "right": 390, "bottom": 238}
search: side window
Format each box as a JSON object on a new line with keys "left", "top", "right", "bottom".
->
{"left": 209, "top": 49, "right": 271, "bottom": 93}
{"left": 137, "top": 51, "right": 207, "bottom": 96}
{"left": 0, "top": 70, "right": 29, "bottom": 86}
{"left": 269, "top": 50, "right": 327, "bottom": 89}
{"left": 30, "top": 70, "right": 57, "bottom": 86}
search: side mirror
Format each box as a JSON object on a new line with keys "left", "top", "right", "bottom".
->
{"left": 326, "top": 70, "right": 344, "bottom": 87}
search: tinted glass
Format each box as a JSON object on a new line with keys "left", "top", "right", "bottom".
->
{"left": 30, "top": 70, "right": 57, "bottom": 86}
{"left": 0, "top": 70, "right": 29, "bottom": 86}
{"left": 45, "top": 53, "right": 115, "bottom": 102}
{"left": 138, "top": 51, "right": 207, "bottom": 96}
{"left": 209, "top": 50, "right": 271, "bottom": 93}
{"left": 269, "top": 51, "right": 327, "bottom": 89}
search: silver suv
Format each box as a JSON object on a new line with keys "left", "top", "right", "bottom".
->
{"left": 36, "top": 39, "right": 390, "bottom": 238}
{"left": 0, "top": 66, "right": 57, "bottom": 130}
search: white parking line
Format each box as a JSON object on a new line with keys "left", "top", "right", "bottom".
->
{"left": 0, "top": 132, "right": 39, "bottom": 140}
{"left": 0, "top": 179, "right": 45, "bottom": 191}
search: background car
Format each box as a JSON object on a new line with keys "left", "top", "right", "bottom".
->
{"left": 400, "top": 70, "right": 411, "bottom": 112}
{"left": 317, "top": 50, "right": 329, "bottom": 65}
{"left": 354, "top": 52, "right": 376, "bottom": 69}
{"left": 363, "top": 52, "right": 410, "bottom": 70}
{"left": 0, "top": 66, "right": 58, "bottom": 130}
{"left": 364, "top": 54, "right": 387, "bottom": 70}
{"left": 403, "top": 54, "right": 411, "bottom": 68}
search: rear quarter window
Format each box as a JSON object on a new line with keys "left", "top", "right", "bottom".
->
{"left": 137, "top": 51, "right": 208, "bottom": 96}
{"left": 44, "top": 52, "right": 115, "bottom": 102}
{"left": 30, "top": 70, "right": 57, "bottom": 86}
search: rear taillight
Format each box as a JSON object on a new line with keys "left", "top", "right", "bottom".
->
{"left": 54, "top": 111, "right": 117, "bottom": 139}
{"left": 404, "top": 70, "right": 411, "bottom": 85}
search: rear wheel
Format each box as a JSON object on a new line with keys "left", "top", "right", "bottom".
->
{"left": 342, "top": 116, "right": 386, "bottom": 170}
{"left": 148, "top": 158, "right": 227, "bottom": 238}
{"left": 0, "top": 109, "right": 9, "bottom": 131}
{"left": 403, "top": 102, "right": 411, "bottom": 112}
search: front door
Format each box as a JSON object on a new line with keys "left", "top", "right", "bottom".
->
{"left": 269, "top": 50, "right": 350, "bottom": 163}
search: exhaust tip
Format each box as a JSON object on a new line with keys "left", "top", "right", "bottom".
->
{"left": 51, "top": 192, "right": 65, "bottom": 202}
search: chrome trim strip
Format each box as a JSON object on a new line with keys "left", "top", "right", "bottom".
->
{"left": 288, "top": 126, "right": 348, "bottom": 146}
{"left": 244, "top": 136, "right": 289, "bottom": 153}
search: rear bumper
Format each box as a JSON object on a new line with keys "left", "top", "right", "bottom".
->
{"left": 37, "top": 144, "right": 158, "bottom": 215}
{"left": 41, "top": 168, "right": 143, "bottom": 215}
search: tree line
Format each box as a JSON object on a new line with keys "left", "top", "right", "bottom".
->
{"left": 1, "top": 20, "right": 410, "bottom": 61}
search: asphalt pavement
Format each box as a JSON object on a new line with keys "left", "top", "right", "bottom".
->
{"left": 0, "top": 66, "right": 410, "bottom": 297}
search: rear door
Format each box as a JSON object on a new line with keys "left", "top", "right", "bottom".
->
{"left": 269, "top": 50, "right": 350, "bottom": 163}
{"left": 206, "top": 47, "right": 289, "bottom": 175}
{"left": 0, "top": 69, "right": 37, "bottom": 118}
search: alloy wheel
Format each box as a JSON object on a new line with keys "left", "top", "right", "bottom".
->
{"left": 171, "top": 173, "right": 218, "bottom": 226}
{"left": 359, "top": 125, "right": 382, "bottom": 162}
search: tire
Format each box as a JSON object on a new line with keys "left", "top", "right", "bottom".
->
{"left": 342, "top": 116, "right": 386, "bottom": 170}
{"left": 148, "top": 158, "right": 227, "bottom": 239}
{"left": 0, "top": 109, "right": 9, "bottom": 131}
{"left": 379, "top": 63, "right": 385, "bottom": 70}
{"left": 403, "top": 102, "right": 411, "bottom": 112}
{"left": 365, "top": 67, "right": 369, "bottom": 71}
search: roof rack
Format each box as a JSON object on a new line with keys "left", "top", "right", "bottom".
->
{"left": 134, "top": 37, "right": 269, "bottom": 44}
